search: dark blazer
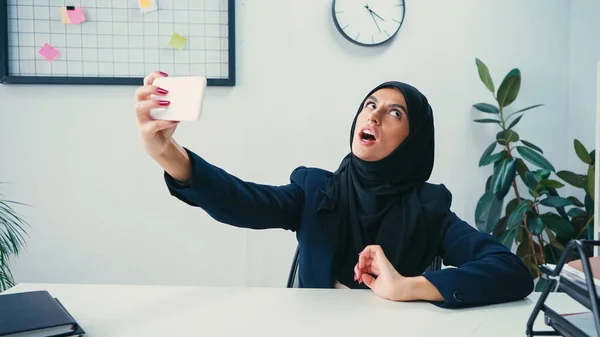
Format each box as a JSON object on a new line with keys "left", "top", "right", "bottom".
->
{"left": 165, "top": 148, "right": 534, "bottom": 308}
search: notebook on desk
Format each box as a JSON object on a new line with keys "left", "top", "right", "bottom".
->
{"left": 0, "top": 290, "right": 85, "bottom": 337}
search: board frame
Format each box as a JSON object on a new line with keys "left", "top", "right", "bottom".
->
{"left": 0, "top": 0, "right": 236, "bottom": 86}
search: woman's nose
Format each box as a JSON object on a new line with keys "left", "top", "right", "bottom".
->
{"left": 367, "top": 109, "right": 380, "bottom": 125}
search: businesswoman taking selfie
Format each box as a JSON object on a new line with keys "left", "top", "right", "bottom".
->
{"left": 135, "top": 71, "right": 533, "bottom": 308}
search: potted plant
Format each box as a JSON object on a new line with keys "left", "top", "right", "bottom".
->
{"left": 0, "top": 185, "right": 30, "bottom": 292}
{"left": 472, "top": 59, "right": 595, "bottom": 290}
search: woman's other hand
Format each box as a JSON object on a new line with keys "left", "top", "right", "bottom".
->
{"left": 135, "top": 71, "right": 192, "bottom": 182}
{"left": 135, "top": 71, "right": 180, "bottom": 158}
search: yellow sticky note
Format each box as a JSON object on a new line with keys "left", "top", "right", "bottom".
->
{"left": 61, "top": 7, "right": 71, "bottom": 24}
{"left": 169, "top": 33, "right": 187, "bottom": 51}
{"left": 139, "top": 0, "right": 157, "bottom": 13}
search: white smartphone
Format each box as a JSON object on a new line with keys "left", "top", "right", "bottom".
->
{"left": 149, "top": 76, "right": 207, "bottom": 121}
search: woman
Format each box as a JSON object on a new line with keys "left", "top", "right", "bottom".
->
{"left": 135, "top": 71, "right": 534, "bottom": 308}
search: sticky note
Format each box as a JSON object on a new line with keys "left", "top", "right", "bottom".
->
{"left": 39, "top": 43, "right": 59, "bottom": 61}
{"left": 169, "top": 33, "right": 187, "bottom": 50}
{"left": 139, "top": 0, "right": 157, "bottom": 13}
{"left": 66, "top": 7, "right": 86, "bottom": 24}
{"left": 61, "top": 7, "right": 70, "bottom": 24}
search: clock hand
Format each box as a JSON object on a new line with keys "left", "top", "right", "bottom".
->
{"left": 370, "top": 10, "right": 385, "bottom": 21}
{"left": 369, "top": 11, "right": 381, "bottom": 32}
{"left": 364, "top": 4, "right": 385, "bottom": 21}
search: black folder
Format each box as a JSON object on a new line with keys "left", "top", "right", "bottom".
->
{"left": 0, "top": 290, "right": 85, "bottom": 337}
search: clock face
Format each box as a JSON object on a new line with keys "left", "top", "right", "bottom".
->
{"left": 332, "top": 0, "right": 405, "bottom": 46}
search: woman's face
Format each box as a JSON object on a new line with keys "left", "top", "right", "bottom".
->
{"left": 351, "top": 88, "right": 410, "bottom": 162}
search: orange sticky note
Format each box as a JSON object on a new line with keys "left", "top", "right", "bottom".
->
{"left": 140, "top": 0, "right": 151, "bottom": 8}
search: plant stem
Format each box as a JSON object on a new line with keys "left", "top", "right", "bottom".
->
{"left": 537, "top": 234, "right": 545, "bottom": 263}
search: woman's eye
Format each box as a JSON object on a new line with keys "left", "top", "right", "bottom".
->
{"left": 366, "top": 102, "right": 376, "bottom": 109}
{"left": 390, "top": 110, "right": 402, "bottom": 118}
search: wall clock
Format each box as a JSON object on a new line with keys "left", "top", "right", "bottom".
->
{"left": 332, "top": 0, "right": 406, "bottom": 47}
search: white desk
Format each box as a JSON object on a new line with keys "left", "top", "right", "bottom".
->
{"left": 3, "top": 283, "right": 589, "bottom": 337}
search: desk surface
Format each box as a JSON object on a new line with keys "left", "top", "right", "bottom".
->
{"left": 3, "top": 283, "right": 589, "bottom": 337}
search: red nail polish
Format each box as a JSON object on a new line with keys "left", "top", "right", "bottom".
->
{"left": 157, "top": 87, "right": 168, "bottom": 94}
{"left": 158, "top": 100, "right": 170, "bottom": 106}
{"left": 159, "top": 71, "right": 168, "bottom": 77}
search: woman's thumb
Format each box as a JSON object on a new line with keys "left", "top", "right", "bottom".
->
{"left": 361, "top": 274, "right": 375, "bottom": 288}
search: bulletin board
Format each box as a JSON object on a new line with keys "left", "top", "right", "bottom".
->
{"left": 0, "top": 0, "right": 235, "bottom": 86}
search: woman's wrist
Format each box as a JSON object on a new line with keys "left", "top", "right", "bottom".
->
{"left": 154, "top": 139, "right": 192, "bottom": 183}
{"left": 394, "top": 276, "right": 444, "bottom": 302}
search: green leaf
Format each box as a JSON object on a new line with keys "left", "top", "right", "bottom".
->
{"left": 541, "top": 213, "right": 576, "bottom": 239}
{"left": 574, "top": 139, "right": 592, "bottom": 164}
{"left": 537, "top": 169, "right": 551, "bottom": 179}
{"left": 480, "top": 151, "right": 505, "bottom": 167}
{"left": 591, "top": 150, "right": 596, "bottom": 166}
{"left": 507, "top": 200, "right": 530, "bottom": 229}
{"left": 588, "top": 165, "right": 595, "bottom": 200}
{"left": 496, "top": 130, "right": 520, "bottom": 145}
{"left": 506, "top": 198, "right": 519, "bottom": 215}
{"left": 540, "top": 196, "right": 572, "bottom": 208}
{"left": 520, "top": 140, "right": 543, "bottom": 154}
{"left": 475, "top": 191, "right": 504, "bottom": 233}
{"left": 516, "top": 146, "right": 555, "bottom": 172}
{"left": 513, "top": 104, "right": 544, "bottom": 115}
{"left": 527, "top": 215, "right": 545, "bottom": 235}
{"left": 516, "top": 158, "right": 529, "bottom": 181}
{"left": 485, "top": 175, "right": 493, "bottom": 192}
{"left": 523, "top": 172, "right": 540, "bottom": 190}
{"left": 473, "top": 103, "right": 499, "bottom": 114}
{"left": 491, "top": 158, "right": 517, "bottom": 199}
{"left": 585, "top": 194, "right": 594, "bottom": 216}
{"left": 493, "top": 216, "right": 507, "bottom": 238}
{"left": 474, "top": 118, "right": 501, "bottom": 124}
{"left": 508, "top": 114, "right": 523, "bottom": 129}
{"left": 498, "top": 228, "right": 517, "bottom": 250}
{"left": 556, "top": 170, "right": 586, "bottom": 188}
{"left": 475, "top": 58, "right": 495, "bottom": 93}
{"left": 568, "top": 208, "right": 588, "bottom": 218}
{"left": 544, "top": 242, "right": 563, "bottom": 265}
{"left": 568, "top": 196, "right": 584, "bottom": 207}
{"left": 479, "top": 142, "right": 497, "bottom": 167}
{"left": 540, "top": 179, "right": 564, "bottom": 189}
{"left": 497, "top": 68, "right": 521, "bottom": 108}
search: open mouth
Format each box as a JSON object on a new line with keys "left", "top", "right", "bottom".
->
{"left": 360, "top": 129, "right": 377, "bottom": 143}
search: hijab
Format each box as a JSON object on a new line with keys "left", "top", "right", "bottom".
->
{"left": 316, "top": 81, "right": 452, "bottom": 288}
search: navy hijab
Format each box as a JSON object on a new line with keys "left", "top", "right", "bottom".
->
{"left": 317, "top": 81, "right": 452, "bottom": 288}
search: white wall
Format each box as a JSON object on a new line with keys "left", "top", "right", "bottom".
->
{"left": 0, "top": 0, "right": 590, "bottom": 288}
{"left": 566, "top": 0, "right": 600, "bottom": 201}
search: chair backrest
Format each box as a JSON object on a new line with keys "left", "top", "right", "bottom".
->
{"left": 286, "top": 245, "right": 442, "bottom": 288}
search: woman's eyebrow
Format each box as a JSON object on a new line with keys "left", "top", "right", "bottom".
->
{"left": 389, "top": 104, "right": 408, "bottom": 114}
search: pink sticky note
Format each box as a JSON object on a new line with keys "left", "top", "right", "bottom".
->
{"left": 67, "top": 7, "right": 86, "bottom": 24}
{"left": 39, "top": 43, "right": 59, "bottom": 61}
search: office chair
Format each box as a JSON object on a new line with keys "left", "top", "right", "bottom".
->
{"left": 286, "top": 245, "right": 442, "bottom": 288}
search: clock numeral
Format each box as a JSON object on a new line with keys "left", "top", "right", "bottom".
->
{"left": 372, "top": 35, "right": 374, "bottom": 44}
{"left": 395, "top": 3, "right": 404, "bottom": 7}
{"left": 335, "top": 10, "right": 344, "bottom": 14}
{"left": 393, "top": 19, "right": 402, "bottom": 24}
{"left": 356, "top": 32, "right": 360, "bottom": 40}
{"left": 384, "top": 30, "right": 390, "bottom": 37}
{"left": 342, "top": 24, "right": 349, "bottom": 30}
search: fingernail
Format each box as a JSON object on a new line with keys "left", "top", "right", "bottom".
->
{"left": 158, "top": 100, "right": 170, "bottom": 106}
{"left": 157, "top": 87, "right": 168, "bottom": 94}
{"left": 159, "top": 71, "right": 168, "bottom": 77}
